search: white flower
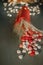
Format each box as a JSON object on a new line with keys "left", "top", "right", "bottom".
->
{"left": 17, "top": 50, "right": 21, "bottom": 54}
{"left": 22, "top": 50, "right": 26, "bottom": 53}
{"left": 37, "top": 45, "right": 41, "bottom": 49}
{"left": 35, "top": 51, "right": 39, "bottom": 55}
{"left": 18, "top": 55, "right": 23, "bottom": 59}
{"left": 3, "top": 3, "right": 7, "bottom": 7}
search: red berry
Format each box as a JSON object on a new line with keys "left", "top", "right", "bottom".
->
{"left": 29, "top": 50, "right": 35, "bottom": 56}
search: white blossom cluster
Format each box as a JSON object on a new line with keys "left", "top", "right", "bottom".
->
{"left": 3, "top": 2, "right": 42, "bottom": 17}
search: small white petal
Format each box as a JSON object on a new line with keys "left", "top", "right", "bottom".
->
{"left": 29, "top": 9, "right": 32, "bottom": 11}
{"left": 33, "top": 34, "right": 39, "bottom": 38}
{"left": 35, "top": 39, "right": 38, "bottom": 41}
{"left": 35, "top": 44, "right": 38, "bottom": 46}
{"left": 33, "top": 9, "right": 35, "bottom": 12}
{"left": 6, "top": 11, "right": 9, "bottom": 13}
{"left": 17, "top": 50, "right": 21, "bottom": 54}
{"left": 33, "top": 7, "right": 36, "bottom": 11}
{"left": 34, "top": 47, "right": 37, "bottom": 50}
{"left": 8, "top": 3, "right": 12, "bottom": 6}
{"left": 35, "top": 51, "right": 39, "bottom": 55}
{"left": 38, "top": 10, "right": 40, "bottom": 12}
{"left": 12, "top": 0, "right": 17, "bottom": 6}
{"left": 10, "top": 10, "right": 13, "bottom": 13}
{"left": 38, "top": 39, "right": 41, "bottom": 42}
{"left": 12, "top": 9, "right": 16, "bottom": 13}
{"left": 9, "top": 15, "right": 12, "bottom": 17}
{"left": 18, "top": 55, "right": 23, "bottom": 59}
{"left": 23, "top": 45, "right": 26, "bottom": 49}
{"left": 26, "top": 41, "right": 29, "bottom": 45}
{"left": 3, "top": 3, "right": 7, "bottom": 7}
{"left": 37, "top": 11, "right": 40, "bottom": 14}
{"left": 14, "top": 6, "right": 19, "bottom": 8}
{"left": 31, "top": 6, "right": 33, "bottom": 8}
{"left": 39, "top": 3, "right": 42, "bottom": 5}
{"left": 8, "top": 8, "right": 12, "bottom": 10}
{"left": 20, "top": 2, "right": 25, "bottom": 5}
{"left": 37, "top": 46, "right": 41, "bottom": 49}
{"left": 4, "top": 8, "right": 6, "bottom": 11}
{"left": 33, "top": 13, "right": 36, "bottom": 16}
{"left": 15, "top": 9, "right": 18, "bottom": 13}
{"left": 12, "top": 2, "right": 16, "bottom": 6}
{"left": 7, "top": 14, "right": 12, "bottom": 17}
{"left": 36, "top": 5, "right": 39, "bottom": 9}
{"left": 26, "top": 48, "right": 29, "bottom": 51}
{"left": 25, "top": 3, "right": 28, "bottom": 6}
{"left": 23, "top": 42, "right": 25, "bottom": 45}
{"left": 22, "top": 50, "right": 26, "bottom": 53}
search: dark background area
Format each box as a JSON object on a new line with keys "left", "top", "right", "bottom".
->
{"left": 0, "top": 1, "right": 43, "bottom": 65}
